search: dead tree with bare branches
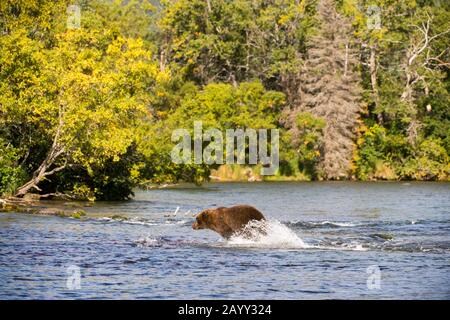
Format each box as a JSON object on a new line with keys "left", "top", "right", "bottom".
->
{"left": 286, "top": 0, "right": 363, "bottom": 179}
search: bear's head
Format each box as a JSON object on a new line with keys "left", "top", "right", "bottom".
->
{"left": 192, "top": 209, "right": 213, "bottom": 230}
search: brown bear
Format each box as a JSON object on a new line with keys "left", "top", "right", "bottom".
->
{"left": 192, "top": 205, "right": 265, "bottom": 239}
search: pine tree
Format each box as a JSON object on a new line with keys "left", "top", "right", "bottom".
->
{"left": 286, "top": 0, "right": 363, "bottom": 179}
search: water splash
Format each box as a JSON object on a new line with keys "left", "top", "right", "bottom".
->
{"left": 134, "top": 236, "right": 161, "bottom": 247}
{"left": 225, "top": 219, "right": 368, "bottom": 251}
{"left": 226, "top": 219, "right": 309, "bottom": 249}
{"left": 319, "top": 221, "right": 358, "bottom": 227}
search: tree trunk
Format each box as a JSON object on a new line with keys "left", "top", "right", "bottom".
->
{"left": 14, "top": 144, "right": 66, "bottom": 197}
{"left": 15, "top": 103, "right": 67, "bottom": 197}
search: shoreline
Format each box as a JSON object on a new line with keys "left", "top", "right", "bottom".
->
{"left": 0, "top": 197, "right": 87, "bottom": 218}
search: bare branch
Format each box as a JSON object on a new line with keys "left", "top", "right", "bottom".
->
{"left": 43, "top": 161, "right": 67, "bottom": 177}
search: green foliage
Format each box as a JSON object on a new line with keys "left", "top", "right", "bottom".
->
{"left": 421, "top": 91, "right": 450, "bottom": 154}
{"left": 135, "top": 81, "right": 285, "bottom": 184}
{"left": 159, "top": 0, "right": 315, "bottom": 90}
{"left": 354, "top": 125, "right": 390, "bottom": 180}
{"left": 290, "top": 112, "right": 326, "bottom": 178}
{"left": 0, "top": 139, "right": 26, "bottom": 195}
{"left": 70, "top": 210, "right": 86, "bottom": 219}
{"left": 70, "top": 184, "right": 96, "bottom": 202}
{"left": 401, "top": 138, "right": 449, "bottom": 180}
{"left": 0, "top": 0, "right": 449, "bottom": 200}
{"left": 342, "top": 0, "right": 450, "bottom": 181}
{"left": 355, "top": 125, "right": 449, "bottom": 180}
{"left": 167, "top": 81, "right": 284, "bottom": 129}
{"left": 0, "top": 0, "right": 164, "bottom": 199}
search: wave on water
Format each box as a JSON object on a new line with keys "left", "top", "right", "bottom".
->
{"left": 134, "top": 236, "right": 208, "bottom": 248}
{"left": 225, "top": 219, "right": 310, "bottom": 249}
{"left": 117, "top": 215, "right": 447, "bottom": 253}
{"left": 287, "top": 220, "right": 359, "bottom": 229}
{"left": 313, "top": 242, "right": 368, "bottom": 252}
{"left": 287, "top": 219, "right": 438, "bottom": 230}
{"left": 95, "top": 215, "right": 193, "bottom": 227}
{"left": 324, "top": 221, "right": 358, "bottom": 227}
{"left": 314, "top": 221, "right": 358, "bottom": 227}
{"left": 97, "top": 217, "right": 159, "bottom": 226}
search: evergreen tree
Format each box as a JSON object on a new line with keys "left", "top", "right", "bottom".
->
{"left": 286, "top": 0, "right": 363, "bottom": 179}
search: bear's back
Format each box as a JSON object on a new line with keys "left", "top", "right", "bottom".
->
{"left": 220, "top": 205, "right": 265, "bottom": 230}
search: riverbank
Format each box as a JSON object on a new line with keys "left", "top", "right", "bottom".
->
{"left": 209, "top": 165, "right": 309, "bottom": 182}
{"left": 209, "top": 164, "right": 450, "bottom": 182}
{"left": 0, "top": 197, "right": 87, "bottom": 218}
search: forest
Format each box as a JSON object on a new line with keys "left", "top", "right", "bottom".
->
{"left": 0, "top": 0, "right": 449, "bottom": 201}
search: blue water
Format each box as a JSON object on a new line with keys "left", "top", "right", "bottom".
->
{"left": 1, "top": 182, "right": 449, "bottom": 299}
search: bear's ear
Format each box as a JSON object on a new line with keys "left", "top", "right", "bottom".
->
{"left": 201, "top": 210, "right": 211, "bottom": 224}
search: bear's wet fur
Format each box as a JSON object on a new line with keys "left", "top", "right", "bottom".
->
{"left": 192, "top": 205, "right": 265, "bottom": 239}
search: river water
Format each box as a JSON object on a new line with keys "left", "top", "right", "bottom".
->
{"left": 1, "top": 182, "right": 449, "bottom": 299}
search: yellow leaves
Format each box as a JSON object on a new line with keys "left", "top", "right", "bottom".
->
{"left": 357, "top": 137, "right": 365, "bottom": 146}
{"left": 276, "top": 1, "right": 305, "bottom": 26}
{"left": 355, "top": 124, "right": 369, "bottom": 143}
{"left": 72, "top": 184, "right": 96, "bottom": 202}
{"left": 356, "top": 124, "right": 368, "bottom": 133}
{"left": 89, "top": 125, "right": 133, "bottom": 163}
{"left": 352, "top": 152, "right": 361, "bottom": 162}
{"left": 106, "top": 38, "right": 125, "bottom": 56}
{"left": 341, "top": 0, "right": 362, "bottom": 18}
{"left": 130, "top": 162, "right": 145, "bottom": 181}
{"left": 3, "top": 25, "right": 164, "bottom": 170}
{"left": 173, "top": 37, "right": 188, "bottom": 49}
{"left": 278, "top": 15, "right": 290, "bottom": 26}
{"left": 370, "top": 28, "right": 388, "bottom": 41}
{"left": 156, "top": 111, "right": 167, "bottom": 119}
{"left": 156, "top": 69, "right": 170, "bottom": 84}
